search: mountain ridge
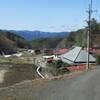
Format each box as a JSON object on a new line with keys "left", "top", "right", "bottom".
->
{"left": 0, "top": 30, "right": 31, "bottom": 53}
{"left": 10, "top": 30, "right": 70, "bottom": 40}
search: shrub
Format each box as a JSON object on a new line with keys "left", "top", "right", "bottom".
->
{"left": 96, "top": 54, "right": 100, "bottom": 65}
{"left": 47, "top": 61, "right": 71, "bottom": 76}
{"left": 62, "top": 62, "right": 70, "bottom": 67}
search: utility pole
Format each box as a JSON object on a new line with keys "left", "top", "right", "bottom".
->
{"left": 86, "top": 0, "right": 93, "bottom": 70}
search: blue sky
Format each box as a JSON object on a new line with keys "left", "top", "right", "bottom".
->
{"left": 0, "top": 0, "right": 100, "bottom": 32}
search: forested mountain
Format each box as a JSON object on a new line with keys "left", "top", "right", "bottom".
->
{"left": 1, "top": 18, "right": 99, "bottom": 52}
{"left": 0, "top": 30, "right": 67, "bottom": 51}
{"left": 0, "top": 30, "right": 31, "bottom": 53}
{"left": 10, "top": 30, "right": 69, "bottom": 40}
{"left": 31, "top": 38, "right": 63, "bottom": 49}
{"left": 58, "top": 18, "right": 100, "bottom": 48}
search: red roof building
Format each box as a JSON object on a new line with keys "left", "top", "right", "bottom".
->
{"left": 53, "top": 49, "right": 69, "bottom": 55}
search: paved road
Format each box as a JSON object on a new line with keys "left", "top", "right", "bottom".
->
{"left": 0, "top": 66, "right": 100, "bottom": 100}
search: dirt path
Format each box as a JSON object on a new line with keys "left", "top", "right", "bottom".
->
{"left": 0, "top": 70, "right": 8, "bottom": 83}
{"left": 0, "top": 64, "right": 38, "bottom": 88}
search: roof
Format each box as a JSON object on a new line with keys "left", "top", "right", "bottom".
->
{"left": 60, "top": 47, "right": 96, "bottom": 64}
{"left": 53, "top": 49, "right": 69, "bottom": 55}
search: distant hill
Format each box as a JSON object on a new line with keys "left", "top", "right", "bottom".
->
{"left": 58, "top": 20, "right": 100, "bottom": 48}
{"left": 0, "top": 30, "right": 69, "bottom": 51}
{"left": 31, "top": 38, "right": 63, "bottom": 49}
{"left": 0, "top": 30, "right": 31, "bottom": 54}
{"left": 10, "top": 30, "right": 69, "bottom": 40}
